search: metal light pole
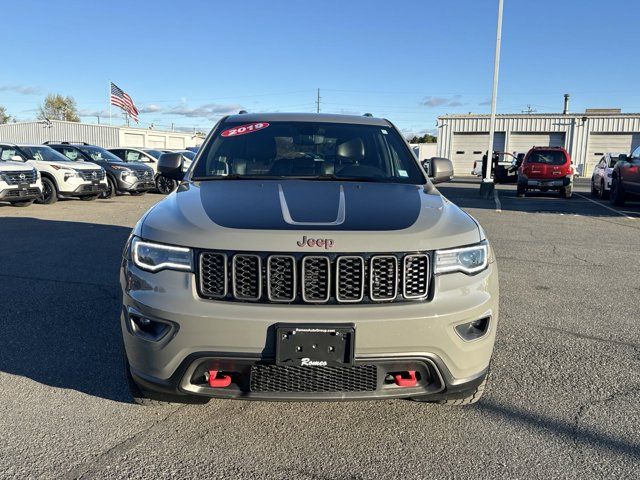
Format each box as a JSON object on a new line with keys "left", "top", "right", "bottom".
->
{"left": 480, "top": 0, "right": 504, "bottom": 198}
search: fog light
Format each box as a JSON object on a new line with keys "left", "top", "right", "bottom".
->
{"left": 455, "top": 317, "right": 490, "bottom": 341}
{"left": 128, "top": 310, "right": 171, "bottom": 341}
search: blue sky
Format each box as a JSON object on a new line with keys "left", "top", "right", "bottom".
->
{"left": 0, "top": 0, "right": 637, "bottom": 136}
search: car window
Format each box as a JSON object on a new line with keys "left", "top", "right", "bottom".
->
{"left": 21, "top": 146, "right": 72, "bottom": 162}
{"left": 526, "top": 150, "right": 566, "bottom": 165}
{"left": 58, "top": 147, "right": 83, "bottom": 161}
{"left": 192, "top": 121, "right": 425, "bottom": 184}
{"left": 77, "top": 146, "right": 122, "bottom": 163}
{"left": 125, "top": 150, "right": 147, "bottom": 162}
{"left": 0, "top": 146, "right": 21, "bottom": 161}
{"left": 110, "top": 149, "right": 126, "bottom": 160}
{"left": 608, "top": 156, "right": 618, "bottom": 167}
{"left": 631, "top": 146, "right": 640, "bottom": 159}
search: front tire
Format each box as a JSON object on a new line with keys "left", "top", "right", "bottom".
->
{"left": 36, "top": 177, "right": 58, "bottom": 205}
{"left": 516, "top": 182, "right": 526, "bottom": 198}
{"left": 598, "top": 180, "right": 608, "bottom": 199}
{"left": 591, "top": 178, "right": 598, "bottom": 196}
{"left": 610, "top": 178, "right": 626, "bottom": 206}
{"left": 156, "top": 175, "right": 177, "bottom": 195}
{"left": 101, "top": 176, "right": 118, "bottom": 199}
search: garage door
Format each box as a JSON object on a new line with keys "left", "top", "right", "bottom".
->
{"left": 585, "top": 133, "right": 640, "bottom": 177}
{"left": 123, "top": 132, "right": 145, "bottom": 148}
{"left": 451, "top": 133, "right": 505, "bottom": 175}
{"left": 508, "top": 133, "right": 565, "bottom": 155}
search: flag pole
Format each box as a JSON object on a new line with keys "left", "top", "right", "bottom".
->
{"left": 108, "top": 80, "right": 112, "bottom": 125}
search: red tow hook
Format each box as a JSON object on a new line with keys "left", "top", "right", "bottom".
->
{"left": 394, "top": 370, "right": 417, "bottom": 387}
{"left": 207, "top": 370, "right": 232, "bottom": 388}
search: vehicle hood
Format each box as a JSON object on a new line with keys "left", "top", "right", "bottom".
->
{"left": 0, "top": 161, "right": 35, "bottom": 171}
{"left": 29, "top": 160, "right": 102, "bottom": 170}
{"left": 139, "top": 180, "right": 482, "bottom": 252}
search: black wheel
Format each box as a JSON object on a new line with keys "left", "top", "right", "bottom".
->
{"left": 129, "top": 191, "right": 146, "bottom": 196}
{"left": 560, "top": 184, "right": 573, "bottom": 199}
{"left": 610, "top": 177, "right": 626, "bottom": 206}
{"left": 101, "top": 176, "right": 118, "bottom": 199}
{"left": 36, "top": 177, "right": 57, "bottom": 205}
{"left": 156, "top": 175, "right": 177, "bottom": 195}
{"left": 10, "top": 199, "right": 35, "bottom": 207}
{"left": 123, "top": 351, "right": 208, "bottom": 406}
{"left": 80, "top": 194, "right": 99, "bottom": 201}
{"left": 591, "top": 178, "right": 598, "bottom": 196}
{"left": 598, "top": 180, "right": 608, "bottom": 199}
{"left": 412, "top": 371, "right": 489, "bottom": 405}
{"left": 516, "top": 182, "right": 526, "bottom": 198}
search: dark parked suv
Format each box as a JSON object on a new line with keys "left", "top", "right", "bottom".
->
{"left": 46, "top": 142, "right": 155, "bottom": 198}
{"left": 609, "top": 146, "right": 640, "bottom": 206}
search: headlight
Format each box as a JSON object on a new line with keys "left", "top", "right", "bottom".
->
{"left": 435, "top": 241, "right": 489, "bottom": 275}
{"left": 0, "top": 173, "right": 9, "bottom": 183}
{"left": 121, "top": 170, "right": 135, "bottom": 180}
{"left": 63, "top": 169, "right": 82, "bottom": 182}
{"left": 34, "top": 169, "right": 41, "bottom": 180}
{"left": 131, "top": 237, "right": 192, "bottom": 272}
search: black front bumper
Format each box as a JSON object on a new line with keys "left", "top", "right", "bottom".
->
{"left": 129, "top": 352, "right": 488, "bottom": 402}
{"left": 72, "top": 183, "right": 108, "bottom": 196}
{"left": 0, "top": 187, "right": 41, "bottom": 201}
{"left": 117, "top": 178, "right": 155, "bottom": 192}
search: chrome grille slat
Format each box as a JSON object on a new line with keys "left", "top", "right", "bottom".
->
{"left": 403, "top": 254, "right": 430, "bottom": 299}
{"left": 336, "top": 256, "right": 365, "bottom": 303}
{"left": 370, "top": 255, "right": 398, "bottom": 301}
{"left": 232, "top": 254, "right": 262, "bottom": 301}
{"left": 267, "top": 255, "right": 296, "bottom": 302}
{"left": 2, "top": 170, "right": 37, "bottom": 185}
{"left": 302, "top": 256, "right": 331, "bottom": 303}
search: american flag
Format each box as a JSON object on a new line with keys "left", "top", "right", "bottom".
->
{"left": 110, "top": 82, "right": 139, "bottom": 123}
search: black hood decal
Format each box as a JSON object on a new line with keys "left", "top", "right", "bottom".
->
{"left": 197, "top": 180, "right": 421, "bottom": 231}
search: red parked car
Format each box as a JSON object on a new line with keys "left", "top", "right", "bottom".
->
{"left": 517, "top": 146, "right": 574, "bottom": 198}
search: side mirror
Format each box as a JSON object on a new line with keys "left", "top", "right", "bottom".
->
{"left": 618, "top": 154, "right": 629, "bottom": 162}
{"left": 427, "top": 157, "right": 454, "bottom": 184}
{"left": 11, "top": 155, "right": 23, "bottom": 162}
{"left": 157, "top": 152, "right": 184, "bottom": 180}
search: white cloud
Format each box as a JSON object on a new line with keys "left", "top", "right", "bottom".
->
{"left": 0, "top": 85, "right": 41, "bottom": 95}
{"left": 165, "top": 103, "right": 244, "bottom": 119}
{"left": 423, "top": 95, "right": 464, "bottom": 108}
{"left": 139, "top": 104, "right": 163, "bottom": 114}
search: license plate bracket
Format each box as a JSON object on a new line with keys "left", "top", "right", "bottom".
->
{"left": 275, "top": 324, "right": 355, "bottom": 367}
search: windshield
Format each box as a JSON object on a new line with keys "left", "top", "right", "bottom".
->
{"left": 180, "top": 150, "right": 196, "bottom": 161}
{"left": 143, "top": 149, "right": 165, "bottom": 159}
{"left": 526, "top": 150, "right": 566, "bottom": 165}
{"left": 78, "top": 146, "right": 122, "bottom": 163}
{"left": 192, "top": 121, "right": 425, "bottom": 184}
{"left": 609, "top": 156, "right": 618, "bottom": 167}
{"left": 21, "top": 146, "right": 72, "bottom": 162}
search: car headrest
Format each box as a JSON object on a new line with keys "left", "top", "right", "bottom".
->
{"left": 337, "top": 138, "right": 365, "bottom": 160}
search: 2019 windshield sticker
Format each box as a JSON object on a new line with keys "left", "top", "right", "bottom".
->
{"left": 220, "top": 122, "right": 270, "bottom": 137}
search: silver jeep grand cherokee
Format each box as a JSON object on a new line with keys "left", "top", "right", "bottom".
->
{"left": 121, "top": 113, "right": 498, "bottom": 405}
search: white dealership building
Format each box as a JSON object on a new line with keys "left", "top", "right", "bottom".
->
{"left": 436, "top": 108, "right": 640, "bottom": 177}
{"left": 0, "top": 120, "right": 204, "bottom": 149}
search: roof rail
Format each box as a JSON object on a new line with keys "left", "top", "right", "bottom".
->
{"left": 238, "top": 110, "right": 248, "bottom": 114}
{"left": 363, "top": 113, "right": 373, "bottom": 117}
{"left": 43, "top": 141, "right": 90, "bottom": 145}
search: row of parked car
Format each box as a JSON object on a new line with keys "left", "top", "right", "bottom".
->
{"left": 0, "top": 142, "right": 198, "bottom": 207}
{"left": 475, "top": 144, "right": 640, "bottom": 204}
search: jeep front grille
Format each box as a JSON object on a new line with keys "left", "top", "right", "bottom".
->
{"left": 197, "top": 251, "right": 432, "bottom": 305}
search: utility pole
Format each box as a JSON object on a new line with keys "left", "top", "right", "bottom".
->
{"left": 480, "top": 0, "right": 504, "bottom": 198}
{"left": 316, "top": 88, "right": 321, "bottom": 113}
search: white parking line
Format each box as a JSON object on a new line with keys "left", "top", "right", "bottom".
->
{"left": 493, "top": 189, "right": 502, "bottom": 212}
{"left": 574, "top": 193, "right": 635, "bottom": 220}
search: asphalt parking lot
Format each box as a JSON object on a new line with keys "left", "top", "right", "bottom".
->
{"left": 1, "top": 181, "right": 639, "bottom": 479}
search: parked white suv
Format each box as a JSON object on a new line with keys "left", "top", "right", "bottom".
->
{"left": 590, "top": 152, "right": 621, "bottom": 199}
{"left": 0, "top": 144, "right": 108, "bottom": 204}
{"left": 0, "top": 154, "right": 42, "bottom": 207}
